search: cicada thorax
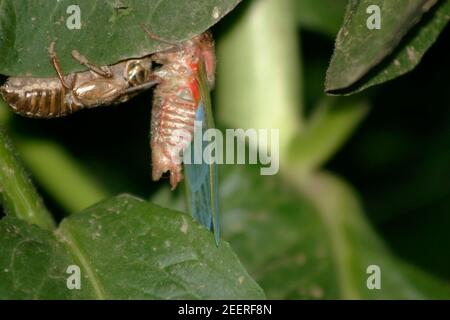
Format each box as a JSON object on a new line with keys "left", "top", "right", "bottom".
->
{"left": 150, "top": 32, "right": 216, "bottom": 189}
{"left": 70, "top": 58, "right": 154, "bottom": 108}
{"left": 0, "top": 57, "right": 154, "bottom": 119}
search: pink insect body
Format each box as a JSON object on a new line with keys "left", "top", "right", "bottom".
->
{"left": 150, "top": 32, "right": 216, "bottom": 190}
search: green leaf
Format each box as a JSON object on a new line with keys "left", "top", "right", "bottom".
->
{"left": 0, "top": 216, "right": 86, "bottom": 299}
{"left": 295, "top": 0, "right": 347, "bottom": 37}
{"left": 0, "top": 194, "right": 265, "bottom": 299}
{"left": 0, "top": 0, "right": 241, "bottom": 76}
{"left": 325, "top": 0, "right": 445, "bottom": 94}
{"left": 331, "top": 0, "right": 450, "bottom": 95}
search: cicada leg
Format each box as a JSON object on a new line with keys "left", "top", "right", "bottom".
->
{"left": 48, "top": 41, "right": 114, "bottom": 89}
{"left": 140, "top": 24, "right": 182, "bottom": 49}
{"left": 71, "top": 50, "right": 113, "bottom": 78}
{"left": 118, "top": 78, "right": 161, "bottom": 96}
{"left": 48, "top": 41, "right": 72, "bottom": 90}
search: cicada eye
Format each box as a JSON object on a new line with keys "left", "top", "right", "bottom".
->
{"left": 126, "top": 61, "right": 150, "bottom": 86}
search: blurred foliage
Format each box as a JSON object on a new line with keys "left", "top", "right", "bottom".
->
{"left": 212, "top": 0, "right": 450, "bottom": 298}
{"left": 329, "top": 24, "right": 450, "bottom": 280}
{"left": 1, "top": 0, "right": 450, "bottom": 299}
{"left": 216, "top": 0, "right": 302, "bottom": 156}
{"left": 207, "top": 165, "right": 450, "bottom": 298}
{"left": 295, "top": 0, "right": 347, "bottom": 37}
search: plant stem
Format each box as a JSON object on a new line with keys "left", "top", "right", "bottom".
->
{"left": 0, "top": 128, "right": 55, "bottom": 230}
{"left": 216, "top": 0, "right": 304, "bottom": 159}
{"left": 15, "top": 137, "right": 110, "bottom": 214}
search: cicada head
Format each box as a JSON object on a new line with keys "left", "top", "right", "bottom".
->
{"left": 188, "top": 32, "right": 216, "bottom": 89}
{"left": 124, "top": 57, "right": 153, "bottom": 86}
{"left": 196, "top": 31, "right": 216, "bottom": 89}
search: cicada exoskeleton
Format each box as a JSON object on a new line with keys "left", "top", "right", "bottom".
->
{"left": 0, "top": 43, "right": 157, "bottom": 118}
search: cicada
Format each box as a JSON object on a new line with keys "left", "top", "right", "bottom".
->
{"left": 149, "top": 31, "right": 220, "bottom": 245}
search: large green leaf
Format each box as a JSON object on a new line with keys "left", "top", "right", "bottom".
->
{"left": 325, "top": 0, "right": 447, "bottom": 94}
{"left": 0, "top": 0, "right": 241, "bottom": 76}
{"left": 0, "top": 194, "right": 264, "bottom": 299}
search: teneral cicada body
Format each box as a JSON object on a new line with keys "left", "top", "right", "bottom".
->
{"left": 0, "top": 46, "right": 156, "bottom": 118}
{"left": 150, "top": 31, "right": 215, "bottom": 188}
{"left": 150, "top": 31, "right": 220, "bottom": 244}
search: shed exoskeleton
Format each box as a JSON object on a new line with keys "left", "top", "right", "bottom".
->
{"left": 0, "top": 42, "right": 158, "bottom": 118}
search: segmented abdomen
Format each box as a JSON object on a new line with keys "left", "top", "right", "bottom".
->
{"left": 0, "top": 77, "right": 80, "bottom": 118}
{"left": 150, "top": 79, "right": 198, "bottom": 188}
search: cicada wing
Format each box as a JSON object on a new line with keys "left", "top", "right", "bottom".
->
{"left": 184, "top": 125, "right": 211, "bottom": 229}
{"left": 184, "top": 100, "right": 220, "bottom": 246}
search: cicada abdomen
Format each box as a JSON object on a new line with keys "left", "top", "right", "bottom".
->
{"left": 1, "top": 76, "right": 77, "bottom": 118}
{"left": 150, "top": 31, "right": 215, "bottom": 188}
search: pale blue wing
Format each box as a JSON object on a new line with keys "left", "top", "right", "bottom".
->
{"left": 184, "top": 101, "right": 220, "bottom": 245}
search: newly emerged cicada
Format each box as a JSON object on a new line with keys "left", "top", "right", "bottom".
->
{"left": 148, "top": 30, "right": 220, "bottom": 244}
{"left": 0, "top": 42, "right": 157, "bottom": 118}
{"left": 150, "top": 31, "right": 215, "bottom": 188}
